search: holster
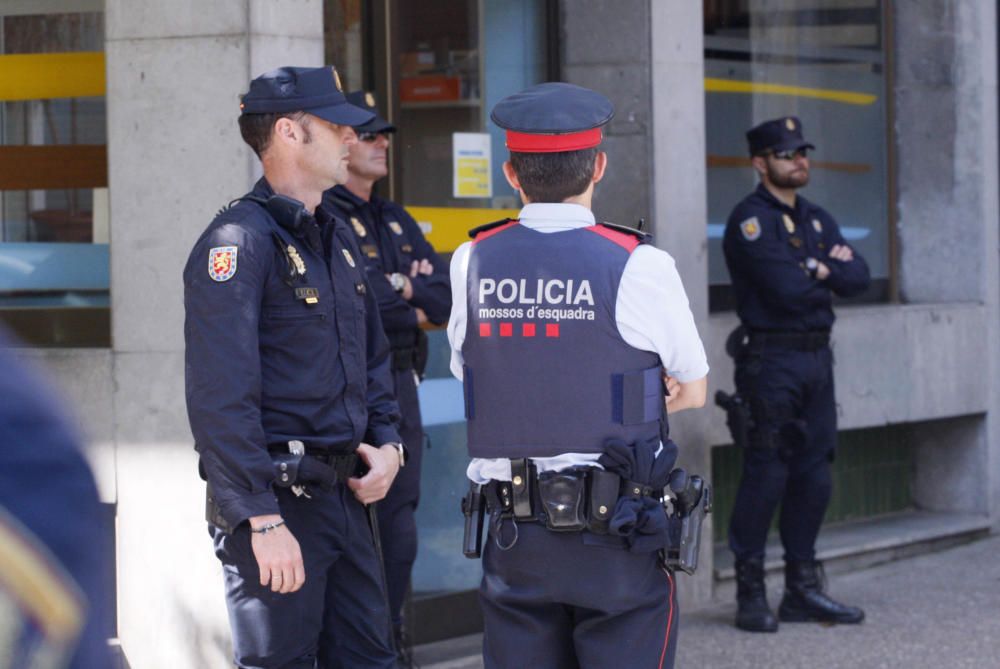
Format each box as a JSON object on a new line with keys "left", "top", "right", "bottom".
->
{"left": 661, "top": 472, "right": 712, "bottom": 575}
{"left": 715, "top": 389, "right": 753, "bottom": 449}
{"left": 461, "top": 482, "right": 486, "bottom": 558}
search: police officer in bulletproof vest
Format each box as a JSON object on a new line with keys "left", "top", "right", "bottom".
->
{"left": 447, "top": 83, "right": 710, "bottom": 668}
{"left": 721, "top": 117, "right": 870, "bottom": 633}
{"left": 322, "top": 91, "right": 451, "bottom": 663}
{"left": 184, "top": 66, "right": 406, "bottom": 668}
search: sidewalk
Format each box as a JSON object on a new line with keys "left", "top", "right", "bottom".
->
{"left": 414, "top": 533, "right": 1000, "bottom": 668}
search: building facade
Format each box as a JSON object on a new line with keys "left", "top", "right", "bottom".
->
{"left": 1, "top": 1, "right": 996, "bottom": 666}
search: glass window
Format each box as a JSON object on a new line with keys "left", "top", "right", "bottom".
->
{"left": 704, "top": 0, "right": 889, "bottom": 307}
{"left": 0, "top": 8, "right": 109, "bottom": 345}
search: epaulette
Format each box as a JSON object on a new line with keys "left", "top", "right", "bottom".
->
{"left": 468, "top": 218, "right": 518, "bottom": 239}
{"left": 598, "top": 221, "right": 651, "bottom": 243}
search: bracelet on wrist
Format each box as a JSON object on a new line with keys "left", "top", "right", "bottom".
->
{"left": 251, "top": 519, "right": 286, "bottom": 534}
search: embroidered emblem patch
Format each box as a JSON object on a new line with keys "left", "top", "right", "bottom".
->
{"left": 287, "top": 245, "right": 306, "bottom": 276}
{"left": 783, "top": 214, "right": 796, "bottom": 234}
{"left": 208, "top": 246, "right": 238, "bottom": 282}
{"left": 342, "top": 248, "right": 356, "bottom": 268}
{"left": 389, "top": 221, "right": 403, "bottom": 235}
{"left": 740, "top": 217, "right": 761, "bottom": 241}
{"left": 812, "top": 218, "right": 823, "bottom": 233}
{"left": 351, "top": 217, "right": 367, "bottom": 237}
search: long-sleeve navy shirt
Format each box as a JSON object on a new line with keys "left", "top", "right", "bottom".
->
{"left": 184, "top": 178, "right": 401, "bottom": 529}
{"left": 322, "top": 186, "right": 451, "bottom": 345}
{"left": 723, "top": 184, "right": 871, "bottom": 332}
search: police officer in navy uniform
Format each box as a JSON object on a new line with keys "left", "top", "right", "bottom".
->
{"left": 0, "top": 328, "right": 112, "bottom": 669}
{"left": 184, "top": 66, "right": 406, "bottom": 668}
{"left": 447, "top": 83, "right": 709, "bottom": 668}
{"left": 322, "top": 91, "right": 451, "bottom": 662}
{"left": 723, "top": 117, "right": 870, "bottom": 633}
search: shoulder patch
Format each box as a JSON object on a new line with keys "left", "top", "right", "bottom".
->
{"left": 740, "top": 217, "right": 761, "bottom": 241}
{"left": 469, "top": 218, "right": 518, "bottom": 241}
{"left": 208, "top": 246, "right": 238, "bottom": 281}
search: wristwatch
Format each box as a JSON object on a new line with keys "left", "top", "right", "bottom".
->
{"left": 388, "top": 442, "right": 406, "bottom": 468}
{"left": 389, "top": 272, "right": 406, "bottom": 293}
{"left": 805, "top": 257, "right": 819, "bottom": 278}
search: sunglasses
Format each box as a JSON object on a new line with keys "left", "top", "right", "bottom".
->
{"left": 357, "top": 131, "right": 390, "bottom": 143}
{"left": 768, "top": 148, "right": 809, "bottom": 160}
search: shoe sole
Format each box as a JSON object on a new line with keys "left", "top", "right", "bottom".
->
{"left": 778, "top": 609, "right": 864, "bottom": 625}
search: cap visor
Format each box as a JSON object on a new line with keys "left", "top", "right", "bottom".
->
{"left": 773, "top": 139, "right": 815, "bottom": 152}
{"left": 355, "top": 116, "right": 397, "bottom": 134}
{"left": 309, "top": 102, "right": 374, "bottom": 127}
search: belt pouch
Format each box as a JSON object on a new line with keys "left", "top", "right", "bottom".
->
{"left": 587, "top": 469, "right": 620, "bottom": 535}
{"left": 537, "top": 471, "right": 587, "bottom": 531}
{"left": 271, "top": 452, "right": 303, "bottom": 488}
{"left": 510, "top": 458, "right": 535, "bottom": 520}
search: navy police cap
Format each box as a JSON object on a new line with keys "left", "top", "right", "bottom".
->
{"left": 491, "top": 82, "right": 614, "bottom": 153}
{"left": 240, "top": 66, "right": 374, "bottom": 127}
{"left": 746, "top": 116, "right": 816, "bottom": 155}
{"left": 344, "top": 90, "right": 397, "bottom": 134}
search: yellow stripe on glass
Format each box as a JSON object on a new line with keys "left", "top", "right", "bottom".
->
{"left": 704, "top": 77, "right": 876, "bottom": 106}
{"left": 0, "top": 52, "right": 105, "bottom": 101}
{"left": 406, "top": 206, "right": 520, "bottom": 253}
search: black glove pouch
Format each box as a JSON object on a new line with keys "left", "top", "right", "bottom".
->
{"left": 271, "top": 452, "right": 304, "bottom": 488}
{"left": 537, "top": 471, "right": 588, "bottom": 531}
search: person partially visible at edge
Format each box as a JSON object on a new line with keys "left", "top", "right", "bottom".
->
{"left": 184, "top": 66, "right": 405, "bottom": 668}
{"left": 322, "top": 90, "right": 451, "bottom": 665}
{"left": 446, "top": 82, "right": 709, "bottom": 669}
{"left": 723, "top": 116, "right": 870, "bottom": 634}
{"left": 0, "top": 328, "right": 113, "bottom": 669}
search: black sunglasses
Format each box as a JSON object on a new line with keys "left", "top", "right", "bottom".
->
{"left": 357, "top": 131, "right": 390, "bottom": 143}
{"left": 768, "top": 148, "right": 809, "bottom": 160}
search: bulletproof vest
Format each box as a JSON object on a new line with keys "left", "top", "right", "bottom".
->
{"left": 461, "top": 222, "right": 665, "bottom": 459}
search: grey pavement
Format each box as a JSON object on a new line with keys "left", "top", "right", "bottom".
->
{"left": 414, "top": 534, "right": 1000, "bottom": 668}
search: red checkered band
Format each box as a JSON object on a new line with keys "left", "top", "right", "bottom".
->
{"left": 505, "top": 127, "right": 603, "bottom": 153}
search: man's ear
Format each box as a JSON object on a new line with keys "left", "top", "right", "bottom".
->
{"left": 592, "top": 151, "right": 608, "bottom": 184}
{"left": 273, "top": 117, "right": 299, "bottom": 146}
{"left": 750, "top": 155, "right": 767, "bottom": 178}
{"left": 502, "top": 160, "right": 521, "bottom": 192}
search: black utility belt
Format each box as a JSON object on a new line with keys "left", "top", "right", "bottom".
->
{"left": 483, "top": 461, "right": 658, "bottom": 535}
{"left": 748, "top": 329, "right": 830, "bottom": 352}
{"left": 266, "top": 443, "right": 362, "bottom": 491}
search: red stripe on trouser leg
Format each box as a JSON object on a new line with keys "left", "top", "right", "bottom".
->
{"left": 500, "top": 323, "right": 513, "bottom": 337}
{"left": 658, "top": 570, "right": 676, "bottom": 669}
{"left": 479, "top": 323, "right": 492, "bottom": 337}
{"left": 545, "top": 323, "right": 559, "bottom": 337}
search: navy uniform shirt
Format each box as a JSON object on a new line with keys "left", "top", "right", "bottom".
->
{"left": 184, "top": 178, "right": 401, "bottom": 529}
{"left": 723, "top": 183, "right": 871, "bottom": 332}
{"left": 323, "top": 185, "right": 451, "bottom": 337}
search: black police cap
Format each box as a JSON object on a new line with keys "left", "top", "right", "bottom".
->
{"left": 490, "top": 82, "right": 614, "bottom": 153}
{"left": 746, "top": 116, "right": 816, "bottom": 156}
{"left": 344, "top": 91, "right": 397, "bottom": 134}
{"left": 240, "top": 66, "right": 373, "bottom": 128}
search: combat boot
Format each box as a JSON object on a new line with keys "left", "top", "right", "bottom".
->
{"left": 778, "top": 560, "right": 865, "bottom": 624}
{"left": 734, "top": 557, "right": 778, "bottom": 632}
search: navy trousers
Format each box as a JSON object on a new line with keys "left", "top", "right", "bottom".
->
{"left": 728, "top": 345, "right": 836, "bottom": 563}
{"left": 480, "top": 522, "right": 678, "bottom": 669}
{"left": 376, "top": 368, "right": 424, "bottom": 631}
{"left": 212, "top": 485, "right": 396, "bottom": 669}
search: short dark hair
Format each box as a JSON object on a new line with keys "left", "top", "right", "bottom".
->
{"left": 238, "top": 111, "right": 308, "bottom": 158}
{"left": 508, "top": 147, "right": 598, "bottom": 203}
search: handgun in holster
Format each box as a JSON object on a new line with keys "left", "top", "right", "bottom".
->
{"left": 661, "top": 469, "right": 713, "bottom": 575}
{"left": 461, "top": 482, "right": 486, "bottom": 558}
{"left": 715, "top": 389, "right": 753, "bottom": 450}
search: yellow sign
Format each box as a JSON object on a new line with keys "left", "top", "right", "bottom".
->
{"left": 406, "top": 206, "right": 519, "bottom": 253}
{"left": 455, "top": 158, "right": 490, "bottom": 197}
{"left": 0, "top": 52, "right": 105, "bottom": 101}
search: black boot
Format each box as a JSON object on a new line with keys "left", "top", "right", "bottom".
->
{"left": 778, "top": 560, "right": 865, "bottom": 624}
{"left": 734, "top": 557, "right": 778, "bottom": 632}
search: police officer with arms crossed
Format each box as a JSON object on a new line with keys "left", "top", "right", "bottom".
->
{"left": 447, "top": 83, "right": 709, "bottom": 669}
{"left": 722, "top": 117, "right": 869, "bottom": 633}
{"left": 184, "top": 66, "right": 405, "bottom": 668}
{"left": 323, "top": 91, "right": 451, "bottom": 661}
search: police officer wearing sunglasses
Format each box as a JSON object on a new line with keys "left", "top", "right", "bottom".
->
{"left": 722, "top": 117, "right": 870, "bottom": 633}
{"left": 321, "top": 91, "right": 451, "bottom": 665}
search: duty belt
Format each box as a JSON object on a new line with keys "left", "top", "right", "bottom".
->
{"left": 748, "top": 329, "right": 830, "bottom": 352}
{"left": 266, "top": 443, "right": 361, "bottom": 490}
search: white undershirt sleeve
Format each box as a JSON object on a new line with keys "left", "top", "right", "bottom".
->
{"left": 446, "top": 241, "right": 472, "bottom": 380}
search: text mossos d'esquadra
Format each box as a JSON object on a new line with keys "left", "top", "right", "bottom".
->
{"left": 477, "top": 278, "right": 597, "bottom": 321}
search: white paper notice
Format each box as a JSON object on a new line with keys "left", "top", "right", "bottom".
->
{"left": 453, "top": 132, "right": 491, "bottom": 198}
